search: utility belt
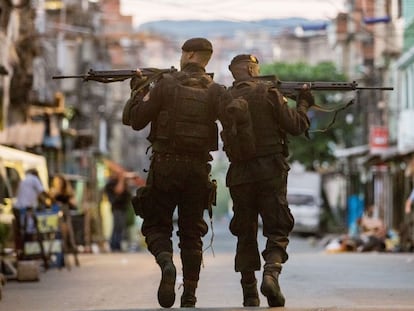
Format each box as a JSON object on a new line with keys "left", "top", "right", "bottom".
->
{"left": 152, "top": 152, "right": 211, "bottom": 163}
{"left": 256, "top": 145, "right": 287, "bottom": 157}
{"left": 229, "top": 145, "right": 286, "bottom": 164}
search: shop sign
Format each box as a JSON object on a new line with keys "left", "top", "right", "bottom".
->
{"left": 370, "top": 126, "right": 389, "bottom": 154}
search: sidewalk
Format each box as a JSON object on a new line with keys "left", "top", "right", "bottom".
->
{"left": 1, "top": 219, "right": 414, "bottom": 311}
{"left": 1, "top": 250, "right": 413, "bottom": 311}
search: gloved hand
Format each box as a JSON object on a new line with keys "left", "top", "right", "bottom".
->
{"left": 297, "top": 84, "right": 315, "bottom": 108}
{"left": 225, "top": 97, "right": 250, "bottom": 124}
{"left": 130, "top": 69, "right": 148, "bottom": 90}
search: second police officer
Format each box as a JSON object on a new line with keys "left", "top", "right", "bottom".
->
{"left": 220, "top": 54, "right": 314, "bottom": 307}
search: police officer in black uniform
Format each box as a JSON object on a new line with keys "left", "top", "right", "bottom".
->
{"left": 220, "top": 54, "right": 314, "bottom": 307}
{"left": 122, "top": 38, "right": 226, "bottom": 308}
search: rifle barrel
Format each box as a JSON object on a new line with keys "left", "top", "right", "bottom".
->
{"left": 88, "top": 70, "right": 137, "bottom": 77}
{"left": 277, "top": 81, "right": 393, "bottom": 91}
{"left": 356, "top": 86, "right": 394, "bottom": 91}
{"left": 52, "top": 67, "right": 179, "bottom": 81}
{"left": 52, "top": 75, "right": 86, "bottom": 79}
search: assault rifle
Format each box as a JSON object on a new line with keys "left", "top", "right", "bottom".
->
{"left": 255, "top": 75, "right": 394, "bottom": 98}
{"left": 52, "top": 67, "right": 178, "bottom": 83}
{"left": 253, "top": 75, "right": 393, "bottom": 133}
{"left": 255, "top": 75, "right": 394, "bottom": 97}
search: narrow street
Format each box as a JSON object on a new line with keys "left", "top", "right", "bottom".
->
{"left": 1, "top": 218, "right": 414, "bottom": 311}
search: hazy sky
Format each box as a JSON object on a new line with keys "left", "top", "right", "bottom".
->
{"left": 120, "top": 0, "right": 346, "bottom": 28}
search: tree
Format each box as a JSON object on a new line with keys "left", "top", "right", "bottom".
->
{"left": 261, "top": 61, "right": 355, "bottom": 170}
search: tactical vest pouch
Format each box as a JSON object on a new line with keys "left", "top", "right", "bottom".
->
{"left": 155, "top": 110, "right": 170, "bottom": 140}
{"left": 220, "top": 130, "right": 240, "bottom": 162}
{"left": 221, "top": 96, "right": 256, "bottom": 162}
{"left": 174, "top": 121, "right": 210, "bottom": 152}
{"left": 131, "top": 186, "right": 152, "bottom": 218}
{"left": 238, "top": 123, "right": 256, "bottom": 159}
{"left": 122, "top": 98, "right": 132, "bottom": 126}
{"left": 220, "top": 123, "right": 256, "bottom": 162}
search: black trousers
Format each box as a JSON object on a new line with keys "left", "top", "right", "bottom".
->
{"left": 141, "top": 155, "right": 210, "bottom": 257}
{"left": 229, "top": 176, "right": 294, "bottom": 272}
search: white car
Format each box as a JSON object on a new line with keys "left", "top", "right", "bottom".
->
{"left": 288, "top": 188, "right": 322, "bottom": 235}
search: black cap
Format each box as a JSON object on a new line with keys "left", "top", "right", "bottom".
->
{"left": 229, "top": 54, "right": 259, "bottom": 67}
{"left": 182, "top": 38, "right": 213, "bottom": 52}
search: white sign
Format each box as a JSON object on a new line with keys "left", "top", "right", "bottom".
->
{"left": 398, "top": 110, "right": 414, "bottom": 153}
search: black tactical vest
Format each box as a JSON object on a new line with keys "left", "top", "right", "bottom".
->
{"left": 224, "top": 81, "right": 285, "bottom": 161}
{"left": 151, "top": 72, "right": 218, "bottom": 154}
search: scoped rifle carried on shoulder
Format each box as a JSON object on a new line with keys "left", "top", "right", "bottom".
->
{"left": 52, "top": 67, "right": 178, "bottom": 83}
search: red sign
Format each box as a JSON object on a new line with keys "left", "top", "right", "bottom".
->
{"left": 370, "top": 126, "right": 389, "bottom": 152}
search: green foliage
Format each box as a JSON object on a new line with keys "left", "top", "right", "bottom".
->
{"left": 261, "top": 61, "right": 347, "bottom": 81}
{"left": 261, "top": 61, "right": 353, "bottom": 170}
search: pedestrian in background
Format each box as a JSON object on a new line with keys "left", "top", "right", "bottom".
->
{"left": 49, "top": 174, "right": 77, "bottom": 211}
{"left": 401, "top": 188, "right": 414, "bottom": 251}
{"left": 14, "top": 168, "right": 50, "bottom": 220}
{"left": 357, "top": 205, "right": 387, "bottom": 252}
{"left": 220, "top": 54, "right": 314, "bottom": 307}
{"left": 104, "top": 171, "right": 131, "bottom": 252}
{"left": 405, "top": 188, "right": 414, "bottom": 215}
{"left": 122, "top": 37, "right": 227, "bottom": 308}
{"left": 13, "top": 168, "right": 50, "bottom": 251}
{"left": 49, "top": 174, "right": 80, "bottom": 267}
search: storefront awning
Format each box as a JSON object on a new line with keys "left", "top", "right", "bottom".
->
{"left": 361, "top": 145, "right": 414, "bottom": 167}
{"left": 334, "top": 145, "right": 369, "bottom": 158}
{"left": 334, "top": 144, "right": 414, "bottom": 168}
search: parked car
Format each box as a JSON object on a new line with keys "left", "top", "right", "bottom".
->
{"left": 288, "top": 188, "right": 322, "bottom": 235}
{"left": 287, "top": 166, "right": 323, "bottom": 235}
{"left": 0, "top": 144, "right": 49, "bottom": 215}
{"left": 0, "top": 145, "right": 49, "bottom": 250}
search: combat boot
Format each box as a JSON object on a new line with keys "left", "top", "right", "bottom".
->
{"left": 241, "top": 279, "right": 260, "bottom": 307}
{"left": 180, "top": 279, "right": 197, "bottom": 307}
{"left": 156, "top": 252, "right": 176, "bottom": 308}
{"left": 260, "top": 263, "right": 285, "bottom": 307}
{"left": 180, "top": 249, "right": 202, "bottom": 307}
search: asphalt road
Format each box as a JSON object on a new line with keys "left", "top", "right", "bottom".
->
{"left": 1, "top": 218, "right": 414, "bottom": 311}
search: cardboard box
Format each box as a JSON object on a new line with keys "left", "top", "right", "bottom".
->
{"left": 17, "top": 260, "right": 40, "bottom": 282}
